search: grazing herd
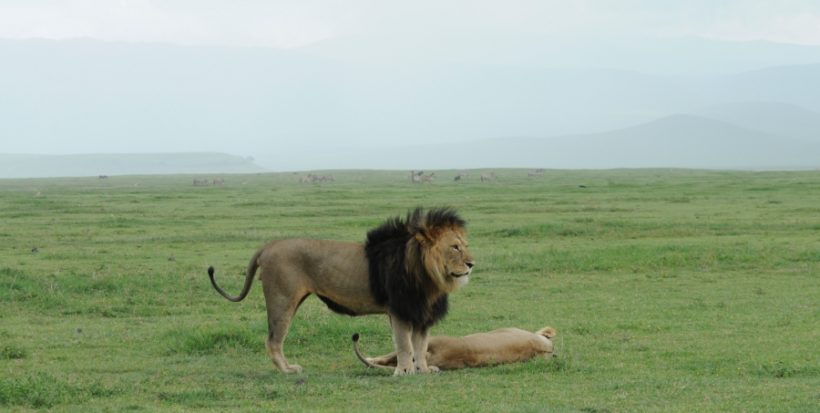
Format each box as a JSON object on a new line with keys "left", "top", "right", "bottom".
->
{"left": 186, "top": 170, "right": 548, "bottom": 187}
{"left": 410, "top": 170, "right": 435, "bottom": 184}
{"left": 299, "top": 173, "right": 336, "bottom": 184}
{"left": 94, "top": 170, "right": 547, "bottom": 189}
{"left": 408, "top": 170, "right": 536, "bottom": 184}
{"left": 192, "top": 177, "right": 224, "bottom": 186}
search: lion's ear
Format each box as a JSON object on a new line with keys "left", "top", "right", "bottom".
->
{"left": 414, "top": 231, "right": 432, "bottom": 246}
{"left": 408, "top": 209, "right": 447, "bottom": 246}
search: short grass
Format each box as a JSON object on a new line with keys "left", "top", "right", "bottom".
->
{"left": 1, "top": 169, "right": 818, "bottom": 412}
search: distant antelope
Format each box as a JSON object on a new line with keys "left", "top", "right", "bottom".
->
{"left": 410, "top": 170, "right": 424, "bottom": 184}
{"left": 193, "top": 178, "right": 210, "bottom": 186}
{"left": 212, "top": 177, "right": 225, "bottom": 185}
{"left": 480, "top": 172, "right": 496, "bottom": 182}
{"left": 420, "top": 173, "right": 435, "bottom": 183}
{"left": 300, "top": 173, "right": 335, "bottom": 183}
{"left": 98, "top": 175, "right": 109, "bottom": 179}
{"left": 454, "top": 173, "right": 468, "bottom": 182}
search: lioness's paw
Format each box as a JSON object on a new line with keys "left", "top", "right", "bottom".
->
{"left": 425, "top": 365, "right": 440, "bottom": 373}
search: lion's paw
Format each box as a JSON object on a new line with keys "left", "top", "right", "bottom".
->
{"left": 393, "top": 366, "right": 416, "bottom": 376}
{"left": 284, "top": 364, "right": 303, "bottom": 374}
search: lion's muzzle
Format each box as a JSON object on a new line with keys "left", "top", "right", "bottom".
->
{"left": 451, "top": 260, "right": 474, "bottom": 277}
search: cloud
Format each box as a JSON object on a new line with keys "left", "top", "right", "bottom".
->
{"left": 700, "top": 12, "right": 820, "bottom": 45}
{"left": 0, "top": 0, "right": 341, "bottom": 48}
{"left": 1, "top": 0, "right": 819, "bottom": 47}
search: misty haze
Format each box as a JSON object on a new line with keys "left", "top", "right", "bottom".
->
{"left": 1, "top": 2, "right": 819, "bottom": 177}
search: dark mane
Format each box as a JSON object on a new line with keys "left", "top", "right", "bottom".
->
{"left": 365, "top": 207, "right": 465, "bottom": 330}
{"left": 415, "top": 207, "right": 466, "bottom": 232}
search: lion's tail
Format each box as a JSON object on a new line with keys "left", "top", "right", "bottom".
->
{"left": 351, "top": 333, "right": 394, "bottom": 371}
{"left": 208, "top": 248, "right": 263, "bottom": 302}
{"left": 536, "top": 326, "right": 557, "bottom": 339}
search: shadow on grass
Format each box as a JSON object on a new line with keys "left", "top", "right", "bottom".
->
{"left": 165, "top": 325, "right": 261, "bottom": 355}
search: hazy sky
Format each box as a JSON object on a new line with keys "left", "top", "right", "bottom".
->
{"left": 2, "top": 0, "right": 820, "bottom": 48}
{"left": 2, "top": 1, "right": 820, "bottom": 172}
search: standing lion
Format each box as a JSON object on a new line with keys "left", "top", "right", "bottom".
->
{"left": 208, "top": 208, "right": 475, "bottom": 375}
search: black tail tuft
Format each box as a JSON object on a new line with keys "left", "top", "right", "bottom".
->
{"left": 352, "top": 333, "right": 360, "bottom": 342}
{"left": 208, "top": 266, "right": 215, "bottom": 277}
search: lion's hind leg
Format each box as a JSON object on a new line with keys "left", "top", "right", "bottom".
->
{"left": 266, "top": 334, "right": 302, "bottom": 374}
{"left": 262, "top": 281, "right": 307, "bottom": 374}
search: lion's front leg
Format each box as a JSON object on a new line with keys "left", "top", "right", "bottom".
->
{"left": 411, "top": 328, "right": 438, "bottom": 373}
{"left": 389, "top": 316, "right": 415, "bottom": 375}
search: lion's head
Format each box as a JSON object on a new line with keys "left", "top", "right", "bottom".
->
{"left": 366, "top": 207, "right": 474, "bottom": 329}
{"left": 405, "top": 208, "right": 475, "bottom": 293}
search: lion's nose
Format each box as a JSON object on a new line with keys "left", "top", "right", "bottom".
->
{"left": 466, "top": 261, "right": 474, "bottom": 269}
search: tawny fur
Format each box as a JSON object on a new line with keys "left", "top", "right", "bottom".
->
{"left": 353, "top": 326, "right": 557, "bottom": 371}
{"left": 208, "top": 208, "right": 474, "bottom": 375}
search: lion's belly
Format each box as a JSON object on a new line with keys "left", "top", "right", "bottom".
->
{"left": 299, "top": 239, "right": 384, "bottom": 315}
{"left": 312, "top": 267, "right": 384, "bottom": 315}
{"left": 257, "top": 239, "right": 385, "bottom": 315}
{"left": 315, "top": 292, "right": 384, "bottom": 315}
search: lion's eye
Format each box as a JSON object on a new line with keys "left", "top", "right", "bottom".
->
{"left": 452, "top": 245, "right": 460, "bottom": 251}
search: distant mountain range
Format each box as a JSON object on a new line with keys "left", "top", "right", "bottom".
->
{"left": 271, "top": 110, "right": 820, "bottom": 171}
{"left": 477, "top": 114, "right": 819, "bottom": 170}
{"left": 0, "top": 153, "right": 263, "bottom": 178}
{"left": 690, "top": 101, "right": 820, "bottom": 143}
{"left": 0, "top": 37, "right": 819, "bottom": 173}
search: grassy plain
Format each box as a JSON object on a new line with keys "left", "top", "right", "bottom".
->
{"left": 1, "top": 169, "right": 818, "bottom": 412}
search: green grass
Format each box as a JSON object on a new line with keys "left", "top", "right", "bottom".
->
{"left": 0, "top": 169, "right": 818, "bottom": 412}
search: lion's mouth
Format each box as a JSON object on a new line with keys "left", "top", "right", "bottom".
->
{"left": 450, "top": 270, "right": 471, "bottom": 278}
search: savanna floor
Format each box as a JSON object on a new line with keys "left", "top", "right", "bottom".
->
{"left": 1, "top": 169, "right": 818, "bottom": 412}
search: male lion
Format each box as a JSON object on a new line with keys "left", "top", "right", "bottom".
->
{"left": 208, "top": 208, "right": 474, "bottom": 375}
{"left": 352, "top": 326, "right": 557, "bottom": 371}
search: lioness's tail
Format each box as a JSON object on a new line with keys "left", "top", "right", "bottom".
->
{"left": 351, "top": 333, "right": 393, "bottom": 371}
{"left": 208, "top": 248, "right": 264, "bottom": 302}
{"left": 536, "top": 326, "right": 557, "bottom": 339}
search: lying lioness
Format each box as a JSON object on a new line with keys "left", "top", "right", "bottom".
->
{"left": 352, "top": 326, "right": 557, "bottom": 371}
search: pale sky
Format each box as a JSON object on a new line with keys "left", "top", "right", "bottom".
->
{"left": 2, "top": 0, "right": 820, "bottom": 172}
{"left": 1, "top": 0, "right": 820, "bottom": 48}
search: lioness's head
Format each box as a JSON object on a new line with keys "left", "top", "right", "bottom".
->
{"left": 406, "top": 208, "right": 475, "bottom": 293}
